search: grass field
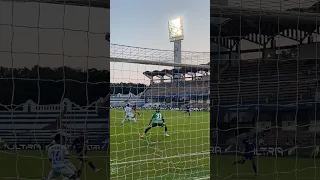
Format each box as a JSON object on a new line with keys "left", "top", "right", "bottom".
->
{"left": 110, "top": 109, "right": 210, "bottom": 180}
{"left": 211, "top": 155, "right": 320, "bottom": 180}
{"left": 0, "top": 150, "right": 108, "bottom": 179}
{"left": 3, "top": 109, "right": 320, "bottom": 180}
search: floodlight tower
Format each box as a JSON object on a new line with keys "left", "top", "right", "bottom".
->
{"left": 168, "top": 17, "right": 184, "bottom": 81}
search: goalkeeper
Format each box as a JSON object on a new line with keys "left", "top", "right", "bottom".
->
{"left": 140, "top": 109, "right": 169, "bottom": 138}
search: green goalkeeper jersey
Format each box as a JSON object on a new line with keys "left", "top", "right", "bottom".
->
{"left": 151, "top": 112, "right": 163, "bottom": 123}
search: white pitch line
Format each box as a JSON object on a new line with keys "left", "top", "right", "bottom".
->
{"left": 111, "top": 152, "right": 210, "bottom": 165}
{"left": 193, "top": 176, "right": 210, "bottom": 180}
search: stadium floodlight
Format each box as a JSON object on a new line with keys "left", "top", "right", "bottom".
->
{"left": 168, "top": 17, "right": 184, "bottom": 42}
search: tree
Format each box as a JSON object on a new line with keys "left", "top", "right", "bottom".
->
{"left": 0, "top": 66, "right": 109, "bottom": 106}
{"left": 279, "top": 48, "right": 298, "bottom": 60}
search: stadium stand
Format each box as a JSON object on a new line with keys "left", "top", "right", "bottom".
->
{"left": 211, "top": 1, "right": 320, "bottom": 155}
{"left": 143, "top": 66, "right": 210, "bottom": 109}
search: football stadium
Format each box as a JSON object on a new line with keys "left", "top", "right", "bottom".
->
{"left": 110, "top": 48, "right": 210, "bottom": 179}
{"left": 211, "top": 0, "right": 320, "bottom": 180}
{"left": 110, "top": 17, "right": 210, "bottom": 179}
{"left": 0, "top": 0, "right": 110, "bottom": 179}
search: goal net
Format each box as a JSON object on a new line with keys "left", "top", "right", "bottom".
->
{"left": 110, "top": 44, "right": 210, "bottom": 179}
{"left": 0, "top": 0, "right": 109, "bottom": 179}
{"left": 211, "top": 0, "right": 320, "bottom": 179}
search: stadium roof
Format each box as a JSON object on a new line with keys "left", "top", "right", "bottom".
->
{"left": 143, "top": 66, "right": 209, "bottom": 78}
{"left": 1, "top": 0, "right": 110, "bottom": 9}
{"left": 143, "top": 70, "right": 167, "bottom": 78}
{"left": 211, "top": 15, "right": 318, "bottom": 37}
{"left": 211, "top": 2, "right": 320, "bottom": 51}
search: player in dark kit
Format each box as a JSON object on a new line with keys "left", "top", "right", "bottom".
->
{"left": 132, "top": 104, "right": 141, "bottom": 116}
{"left": 233, "top": 138, "right": 257, "bottom": 176}
{"left": 70, "top": 134, "right": 101, "bottom": 176}
{"left": 184, "top": 105, "right": 191, "bottom": 116}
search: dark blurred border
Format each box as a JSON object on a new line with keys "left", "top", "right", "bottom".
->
{"left": 1, "top": 0, "right": 110, "bottom": 8}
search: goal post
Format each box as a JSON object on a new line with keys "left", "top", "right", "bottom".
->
{"left": 110, "top": 43, "right": 210, "bottom": 179}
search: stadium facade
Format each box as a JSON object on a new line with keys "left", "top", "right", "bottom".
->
{"left": 110, "top": 92, "right": 145, "bottom": 107}
{"left": 110, "top": 67, "right": 210, "bottom": 109}
{"left": 141, "top": 66, "right": 210, "bottom": 109}
{"left": 0, "top": 98, "right": 108, "bottom": 148}
{"left": 0, "top": 0, "right": 110, "bottom": 148}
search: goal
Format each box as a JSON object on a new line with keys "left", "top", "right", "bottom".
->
{"left": 110, "top": 44, "right": 210, "bottom": 179}
{"left": 211, "top": 0, "right": 320, "bottom": 179}
{"left": 0, "top": 0, "right": 110, "bottom": 179}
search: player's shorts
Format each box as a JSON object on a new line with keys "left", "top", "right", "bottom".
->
{"left": 243, "top": 152, "right": 254, "bottom": 161}
{"left": 125, "top": 114, "right": 134, "bottom": 119}
{"left": 48, "top": 164, "right": 77, "bottom": 180}
{"left": 151, "top": 123, "right": 164, "bottom": 127}
{"left": 185, "top": 110, "right": 190, "bottom": 112}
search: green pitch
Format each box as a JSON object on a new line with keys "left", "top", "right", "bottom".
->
{"left": 110, "top": 109, "right": 210, "bottom": 180}
{"left": 212, "top": 155, "right": 320, "bottom": 180}
{"left": 0, "top": 150, "right": 108, "bottom": 179}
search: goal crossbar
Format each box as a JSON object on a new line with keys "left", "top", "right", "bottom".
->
{"left": 111, "top": 57, "right": 210, "bottom": 68}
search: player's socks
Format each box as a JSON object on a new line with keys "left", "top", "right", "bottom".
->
{"left": 145, "top": 127, "right": 151, "bottom": 134}
{"left": 252, "top": 162, "right": 257, "bottom": 175}
{"left": 77, "top": 169, "right": 82, "bottom": 177}
{"left": 88, "top": 161, "right": 97, "bottom": 171}
{"left": 94, "top": 168, "right": 102, "bottom": 172}
{"left": 132, "top": 118, "right": 138, "bottom": 123}
{"left": 233, "top": 160, "right": 245, "bottom": 165}
{"left": 164, "top": 127, "right": 169, "bottom": 136}
{"left": 121, "top": 118, "right": 126, "bottom": 124}
{"left": 141, "top": 127, "right": 151, "bottom": 138}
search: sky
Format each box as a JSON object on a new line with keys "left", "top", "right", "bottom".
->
{"left": 110, "top": 0, "right": 210, "bottom": 85}
{"left": 0, "top": 0, "right": 209, "bottom": 87}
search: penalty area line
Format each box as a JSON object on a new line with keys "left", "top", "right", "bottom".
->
{"left": 194, "top": 176, "right": 210, "bottom": 180}
{"left": 111, "top": 152, "right": 209, "bottom": 166}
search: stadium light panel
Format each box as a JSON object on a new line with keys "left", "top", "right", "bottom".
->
{"left": 168, "top": 17, "right": 184, "bottom": 42}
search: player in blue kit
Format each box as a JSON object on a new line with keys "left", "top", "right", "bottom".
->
{"left": 233, "top": 138, "right": 257, "bottom": 176}
{"left": 184, "top": 105, "right": 191, "bottom": 116}
{"left": 132, "top": 104, "right": 141, "bottom": 116}
{"left": 70, "top": 134, "right": 101, "bottom": 176}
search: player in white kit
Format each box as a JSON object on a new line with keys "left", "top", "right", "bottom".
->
{"left": 47, "top": 133, "right": 79, "bottom": 180}
{"left": 121, "top": 104, "right": 137, "bottom": 124}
